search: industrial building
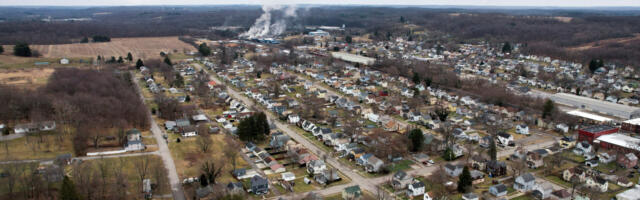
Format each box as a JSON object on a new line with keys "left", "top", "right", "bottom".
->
{"left": 621, "top": 118, "right": 640, "bottom": 134}
{"left": 550, "top": 93, "right": 640, "bottom": 119}
{"left": 331, "top": 52, "right": 376, "bottom": 65}
{"left": 595, "top": 133, "right": 640, "bottom": 155}
{"left": 577, "top": 125, "right": 619, "bottom": 144}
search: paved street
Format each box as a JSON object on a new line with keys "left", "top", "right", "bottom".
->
{"left": 132, "top": 72, "right": 186, "bottom": 200}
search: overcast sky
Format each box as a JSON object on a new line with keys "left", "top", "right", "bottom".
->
{"left": 1, "top": 0, "right": 639, "bottom": 7}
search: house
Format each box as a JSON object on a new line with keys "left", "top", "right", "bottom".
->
{"left": 281, "top": 172, "right": 296, "bottom": 182}
{"left": 598, "top": 152, "right": 616, "bottom": 164}
{"left": 585, "top": 176, "right": 608, "bottom": 192}
{"left": 179, "top": 125, "right": 198, "bottom": 137}
{"left": 307, "top": 160, "right": 327, "bottom": 174}
{"left": 516, "top": 124, "right": 529, "bottom": 135}
{"left": 365, "top": 156, "right": 384, "bottom": 173}
{"left": 391, "top": 170, "right": 413, "bottom": 189}
{"left": 226, "top": 182, "right": 245, "bottom": 195}
{"left": 269, "top": 132, "right": 290, "bottom": 149}
{"left": 314, "top": 168, "right": 340, "bottom": 185}
{"left": 486, "top": 160, "right": 507, "bottom": 177}
{"left": 532, "top": 182, "right": 554, "bottom": 199}
{"left": 471, "top": 155, "right": 487, "bottom": 170}
{"left": 470, "top": 170, "right": 485, "bottom": 184}
{"left": 526, "top": 151, "right": 544, "bottom": 169}
{"left": 497, "top": 132, "right": 514, "bottom": 146}
{"left": 124, "top": 129, "right": 145, "bottom": 151}
{"left": 617, "top": 153, "right": 638, "bottom": 169}
{"left": 514, "top": 173, "right": 536, "bottom": 192}
{"left": 250, "top": 175, "right": 269, "bottom": 195}
{"left": 573, "top": 141, "right": 592, "bottom": 155}
{"left": 462, "top": 193, "right": 479, "bottom": 200}
{"left": 552, "top": 189, "right": 572, "bottom": 200}
{"left": 563, "top": 167, "right": 586, "bottom": 183}
{"left": 60, "top": 58, "right": 69, "bottom": 64}
{"left": 14, "top": 121, "right": 56, "bottom": 134}
{"left": 288, "top": 114, "right": 300, "bottom": 124}
{"left": 406, "top": 180, "right": 425, "bottom": 197}
{"left": 165, "top": 121, "right": 177, "bottom": 131}
{"left": 343, "top": 185, "right": 362, "bottom": 200}
{"left": 445, "top": 163, "right": 464, "bottom": 177}
{"left": 489, "top": 184, "right": 508, "bottom": 197}
{"left": 559, "top": 136, "right": 576, "bottom": 148}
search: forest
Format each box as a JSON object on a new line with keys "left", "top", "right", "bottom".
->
{"left": 0, "top": 67, "right": 149, "bottom": 155}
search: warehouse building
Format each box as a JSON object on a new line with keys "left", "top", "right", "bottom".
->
{"left": 621, "top": 118, "right": 640, "bottom": 134}
{"left": 550, "top": 93, "right": 640, "bottom": 119}
{"left": 331, "top": 52, "right": 376, "bottom": 65}
{"left": 578, "top": 125, "right": 619, "bottom": 144}
{"left": 594, "top": 133, "right": 640, "bottom": 155}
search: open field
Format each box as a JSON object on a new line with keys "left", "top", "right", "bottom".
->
{"left": 0, "top": 68, "right": 54, "bottom": 87}
{"left": 567, "top": 33, "right": 640, "bottom": 51}
{"left": 30, "top": 37, "right": 195, "bottom": 59}
{"left": 0, "top": 36, "right": 195, "bottom": 68}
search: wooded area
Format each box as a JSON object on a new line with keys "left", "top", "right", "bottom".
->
{"left": 0, "top": 67, "right": 149, "bottom": 155}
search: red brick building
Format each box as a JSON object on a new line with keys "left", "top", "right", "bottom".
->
{"left": 621, "top": 118, "right": 640, "bottom": 134}
{"left": 578, "top": 125, "right": 618, "bottom": 144}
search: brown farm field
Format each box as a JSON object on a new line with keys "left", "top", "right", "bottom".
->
{"left": 30, "top": 36, "right": 196, "bottom": 59}
{"left": 0, "top": 68, "right": 54, "bottom": 87}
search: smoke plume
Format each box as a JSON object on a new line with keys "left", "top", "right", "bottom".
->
{"left": 240, "top": 5, "right": 297, "bottom": 39}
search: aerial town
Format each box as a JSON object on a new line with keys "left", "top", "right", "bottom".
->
{"left": 1, "top": 2, "right": 640, "bottom": 200}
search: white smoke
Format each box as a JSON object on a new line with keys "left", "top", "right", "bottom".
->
{"left": 240, "top": 4, "right": 297, "bottom": 39}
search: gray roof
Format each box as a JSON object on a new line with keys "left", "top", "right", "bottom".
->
{"left": 519, "top": 173, "right": 535, "bottom": 182}
{"left": 492, "top": 184, "right": 507, "bottom": 192}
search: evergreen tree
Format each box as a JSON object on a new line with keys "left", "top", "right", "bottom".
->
{"left": 457, "top": 166, "right": 472, "bottom": 193}
{"left": 60, "top": 176, "right": 80, "bottom": 200}
{"left": 489, "top": 137, "right": 497, "bottom": 161}
{"left": 13, "top": 42, "right": 32, "bottom": 57}
{"left": 126, "top": 52, "right": 133, "bottom": 61}
{"left": 185, "top": 95, "right": 191, "bottom": 102}
{"left": 443, "top": 147, "right": 455, "bottom": 161}
{"left": 542, "top": 99, "right": 555, "bottom": 119}
{"left": 199, "top": 43, "right": 212, "bottom": 56}
{"left": 408, "top": 129, "right": 424, "bottom": 152}
{"left": 117, "top": 56, "right": 124, "bottom": 63}
{"left": 502, "top": 42, "right": 512, "bottom": 53}
{"left": 136, "top": 59, "right": 144, "bottom": 69}
{"left": 0, "top": 45, "right": 4, "bottom": 54}
{"left": 412, "top": 73, "right": 421, "bottom": 84}
{"left": 400, "top": 16, "right": 405, "bottom": 23}
{"left": 164, "top": 56, "right": 172, "bottom": 66}
{"left": 424, "top": 77, "right": 432, "bottom": 87}
{"left": 109, "top": 56, "right": 116, "bottom": 63}
{"left": 200, "top": 174, "right": 209, "bottom": 187}
{"left": 237, "top": 112, "right": 270, "bottom": 142}
{"left": 97, "top": 55, "right": 102, "bottom": 61}
{"left": 80, "top": 37, "right": 89, "bottom": 43}
{"left": 345, "top": 35, "right": 353, "bottom": 44}
{"left": 589, "top": 59, "right": 604, "bottom": 73}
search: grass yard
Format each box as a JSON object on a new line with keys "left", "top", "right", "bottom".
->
{"left": 512, "top": 194, "right": 536, "bottom": 200}
{"left": 388, "top": 160, "right": 415, "bottom": 173}
{"left": 0, "top": 131, "right": 74, "bottom": 161}
{"left": 560, "top": 151, "right": 585, "bottom": 163}
{"left": 167, "top": 133, "right": 249, "bottom": 184}
{"left": 544, "top": 175, "right": 572, "bottom": 188}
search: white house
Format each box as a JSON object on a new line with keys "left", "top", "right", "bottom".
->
{"left": 516, "top": 124, "right": 529, "bottom": 135}
{"left": 497, "top": 132, "right": 514, "bottom": 146}
{"left": 406, "top": 180, "right": 425, "bottom": 197}
{"left": 514, "top": 173, "right": 536, "bottom": 192}
{"left": 60, "top": 58, "right": 69, "bottom": 65}
{"left": 288, "top": 115, "right": 300, "bottom": 124}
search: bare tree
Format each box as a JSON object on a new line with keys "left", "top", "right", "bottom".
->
{"left": 201, "top": 160, "right": 224, "bottom": 184}
{"left": 196, "top": 136, "right": 212, "bottom": 153}
{"left": 96, "top": 157, "right": 111, "bottom": 200}
{"left": 134, "top": 156, "right": 151, "bottom": 192}
{"left": 2, "top": 164, "right": 20, "bottom": 198}
{"left": 223, "top": 135, "right": 241, "bottom": 171}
